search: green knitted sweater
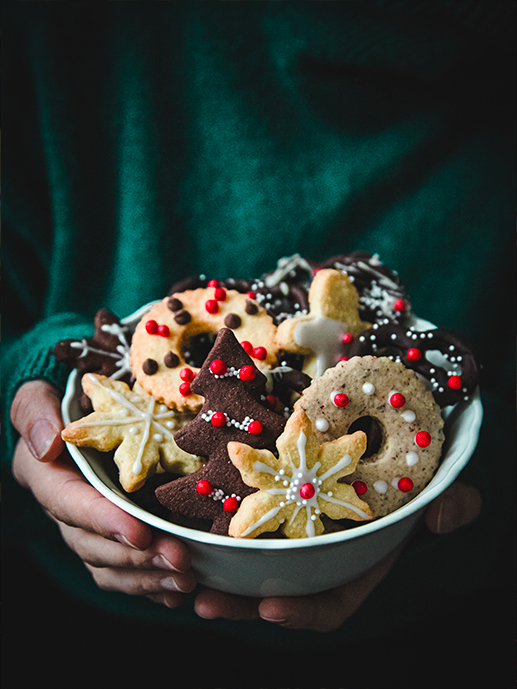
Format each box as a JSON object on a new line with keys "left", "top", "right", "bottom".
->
{"left": 2, "top": 1, "right": 515, "bottom": 646}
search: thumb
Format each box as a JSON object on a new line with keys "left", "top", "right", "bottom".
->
{"left": 425, "top": 481, "right": 482, "bottom": 534}
{"left": 10, "top": 381, "right": 65, "bottom": 462}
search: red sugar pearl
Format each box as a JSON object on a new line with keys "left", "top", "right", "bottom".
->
{"left": 211, "top": 412, "right": 227, "bottom": 427}
{"left": 415, "top": 431, "right": 432, "bottom": 448}
{"left": 253, "top": 346, "right": 267, "bottom": 361}
{"left": 196, "top": 479, "right": 213, "bottom": 496}
{"left": 352, "top": 480, "right": 368, "bottom": 496}
{"left": 210, "top": 359, "right": 227, "bottom": 376}
{"left": 239, "top": 365, "right": 256, "bottom": 381}
{"left": 340, "top": 356, "right": 349, "bottom": 362}
{"left": 299, "top": 483, "right": 315, "bottom": 500}
{"left": 145, "top": 319, "right": 158, "bottom": 334}
{"left": 394, "top": 299, "right": 406, "bottom": 312}
{"left": 246, "top": 291, "right": 257, "bottom": 300}
{"left": 265, "top": 394, "right": 278, "bottom": 409}
{"left": 157, "top": 324, "right": 170, "bottom": 337}
{"left": 448, "top": 375, "right": 462, "bottom": 390}
{"left": 180, "top": 368, "right": 195, "bottom": 382}
{"left": 407, "top": 348, "right": 422, "bottom": 361}
{"left": 248, "top": 420, "right": 263, "bottom": 435}
{"left": 223, "top": 496, "right": 239, "bottom": 513}
{"left": 179, "top": 382, "right": 192, "bottom": 396}
{"left": 240, "top": 340, "right": 254, "bottom": 355}
{"left": 389, "top": 392, "right": 406, "bottom": 409}
{"left": 332, "top": 392, "right": 350, "bottom": 408}
{"left": 214, "top": 287, "right": 226, "bottom": 301}
{"left": 398, "top": 477, "right": 414, "bottom": 493}
{"left": 341, "top": 333, "right": 353, "bottom": 344}
{"left": 205, "top": 299, "right": 219, "bottom": 314}
{"left": 207, "top": 279, "right": 220, "bottom": 288}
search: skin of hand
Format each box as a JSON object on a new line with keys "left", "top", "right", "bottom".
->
{"left": 10, "top": 381, "right": 197, "bottom": 608}
{"left": 10, "top": 380, "right": 482, "bottom": 631}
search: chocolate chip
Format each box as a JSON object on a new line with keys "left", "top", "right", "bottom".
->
{"left": 174, "top": 309, "right": 191, "bottom": 325}
{"left": 164, "top": 352, "right": 180, "bottom": 368}
{"left": 224, "top": 313, "right": 242, "bottom": 329}
{"left": 143, "top": 358, "right": 158, "bottom": 375}
{"left": 245, "top": 300, "right": 258, "bottom": 315}
{"left": 167, "top": 297, "right": 183, "bottom": 312}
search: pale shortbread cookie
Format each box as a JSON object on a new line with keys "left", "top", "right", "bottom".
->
{"left": 275, "top": 269, "right": 371, "bottom": 378}
{"left": 130, "top": 287, "right": 279, "bottom": 411}
{"left": 62, "top": 373, "right": 201, "bottom": 492}
{"left": 227, "top": 408, "right": 372, "bottom": 539}
{"left": 294, "top": 356, "right": 445, "bottom": 518}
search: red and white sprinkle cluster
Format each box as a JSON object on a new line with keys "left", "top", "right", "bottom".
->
{"left": 196, "top": 479, "right": 241, "bottom": 512}
{"left": 200, "top": 409, "right": 263, "bottom": 434}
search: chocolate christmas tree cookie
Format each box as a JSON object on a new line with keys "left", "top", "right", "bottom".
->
{"left": 155, "top": 328, "right": 287, "bottom": 535}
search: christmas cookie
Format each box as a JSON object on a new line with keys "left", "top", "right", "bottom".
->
{"left": 62, "top": 374, "right": 201, "bottom": 492}
{"left": 295, "top": 356, "right": 445, "bottom": 518}
{"left": 322, "top": 252, "right": 411, "bottom": 324}
{"left": 52, "top": 309, "right": 133, "bottom": 410}
{"left": 155, "top": 328, "right": 287, "bottom": 535}
{"left": 228, "top": 408, "right": 372, "bottom": 539}
{"left": 275, "top": 269, "right": 371, "bottom": 378}
{"left": 130, "top": 285, "right": 280, "bottom": 412}
{"left": 342, "top": 320, "right": 480, "bottom": 407}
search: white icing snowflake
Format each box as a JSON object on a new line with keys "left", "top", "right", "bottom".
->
{"left": 227, "top": 409, "right": 372, "bottom": 539}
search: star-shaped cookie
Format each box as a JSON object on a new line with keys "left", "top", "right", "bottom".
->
{"left": 275, "top": 269, "right": 371, "bottom": 377}
{"left": 62, "top": 373, "right": 202, "bottom": 492}
{"left": 227, "top": 408, "right": 373, "bottom": 539}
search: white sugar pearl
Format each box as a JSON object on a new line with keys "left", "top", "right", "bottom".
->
{"left": 406, "top": 452, "right": 419, "bottom": 466}
{"left": 315, "top": 418, "right": 329, "bottom": 432}
{"left": 362, "top": 382, "right": 375, "bottom": 395}
{"left": 129, "top": 426, "right": 139, "bottom": 434}
{"left": 373, "top": 480, "right": 388, "bottom": 494}
{"left": 401, "top": 410, "right": 416, "bottom": 422}
{"left": 153, "top": 433, "right": 163, "bottom": 442}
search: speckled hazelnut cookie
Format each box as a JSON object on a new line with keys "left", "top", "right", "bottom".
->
{"left": 294, "top": 356, "right": 445, "bottom": 518}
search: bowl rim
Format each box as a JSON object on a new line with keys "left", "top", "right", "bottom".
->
{"left": 62, "top": 303, "right": 483, "bottom": 551}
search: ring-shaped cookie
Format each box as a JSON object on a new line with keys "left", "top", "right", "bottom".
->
{"left": 130, "top": 287, "right": 280, "bottom": 411}
{"left": 295, "top": 355, "right": 445, "bottom": 518}
{"left": 343, "top": 321, "right": 479, "bottom": 407}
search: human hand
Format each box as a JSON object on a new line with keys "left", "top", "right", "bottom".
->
{"left": 194, "top": 480, "right": 482, "bottom": 632}
{"left": 11, "top": 381, "right": 196, "bottom": 608}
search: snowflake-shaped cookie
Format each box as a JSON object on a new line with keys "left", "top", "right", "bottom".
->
{"left": 275, "top": 269, "right": 371, "bottom": 378}
{"left": 227, "top": 408, "right": 372, "bottom": 538}
{"left": 62, "top": 374, "right": 202, "bottom": 492}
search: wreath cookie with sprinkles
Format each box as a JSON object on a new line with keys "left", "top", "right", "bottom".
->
{"left": 295, "top": 356, "right": 445, "bottom": 518}
{"left": 130, "top": 285, "right": 280, "bottom": 411}
{"left": 342, "top": 321, "right": 480, "bottom": 407}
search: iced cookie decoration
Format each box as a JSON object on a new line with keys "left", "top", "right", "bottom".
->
{"left": 155, "top": 328, "right": 287, "bottom": 535}
{"left": 130, "top": 286, "right": 280, "bottom": 412}
{"left": 322, "top": 252, "right": 411, "bottom": 325}
{"left": 228, "top": 408, "right": 372, "bottom": 539}
{"left": 53, "top": 309, "right": 133, "bottom": 410}
{"left": 61, "top": 374, "right": 201, "bottom": 492}
{"left": 342, "top": 321, "right": 480, "bottom": 407}
{"left": 275, "top": 269, "right": 371, "bottom": 378}
{"left": 295, "top": 356, "right": 445, "bottom": 518}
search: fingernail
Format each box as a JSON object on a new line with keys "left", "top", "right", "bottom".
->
{"left": 436, "top": 496, "right": 461, "bottom": 533}
{"left": 152, "top": 555, "right": 180, "bottom": 572}
{"left": 161, "top": 576, "right": 191, "bottom": 593}
{"left": 259, "top": 613, "right": 288, "bottom": 624}
{"left": 114, "top": 533, "right": 142, "bottom": 550}
{"left": 28, "top": 419, "right": 58, "bottom": 460}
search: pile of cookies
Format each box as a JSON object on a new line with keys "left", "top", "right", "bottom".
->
{"left": 56, "top": 252, "right": 479, "bottom": 539}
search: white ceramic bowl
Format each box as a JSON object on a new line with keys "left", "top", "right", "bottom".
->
{"left": 62, "top": 305, "right": 483, "bottom": 597}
